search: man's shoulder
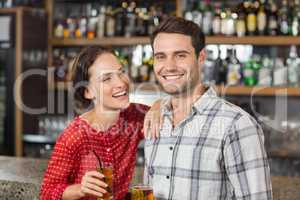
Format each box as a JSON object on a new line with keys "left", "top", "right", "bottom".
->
{"left": 216, "top": 98, "right": 260, "bottom": 130}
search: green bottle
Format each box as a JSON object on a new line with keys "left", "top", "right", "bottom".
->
{"left": 243, "top": 59, "right": 256, "bottom": 86}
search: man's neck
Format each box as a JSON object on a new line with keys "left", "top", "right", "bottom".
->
{"left": 170, "top": 84, "right": 206, "bottom": 127}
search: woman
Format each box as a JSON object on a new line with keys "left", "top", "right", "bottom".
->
{"left": 40, "top": 46, "right": 155, "bottom": 200}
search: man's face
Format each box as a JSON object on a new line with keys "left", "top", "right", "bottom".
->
{"left": 153, "top": 33, "right": 204, "bottom": 96}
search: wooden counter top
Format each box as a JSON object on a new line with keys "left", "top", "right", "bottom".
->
{"left": 0, "top": 156, "right": 299, "bottom": 199}
{"left": 272, "top": 176, "right": 300, "bottom": 200}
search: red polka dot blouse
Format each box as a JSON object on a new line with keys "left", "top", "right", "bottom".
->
{"left": 40, "top": 103, "right": 149, "bottom": 200}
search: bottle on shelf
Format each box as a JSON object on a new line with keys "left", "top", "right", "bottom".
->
{"left": 291, "top": 0, "right": 300, "bottom": 36}
{"left": 215, "top": 48, "right": 228, "bottom": 85}
{"left": 278, "top": 0, "right": 290, "bottom": 35}
{"left": 220, "top": 4, "right": 227, "bottom": 36}
{"left": 212, "top": 3, "right": 221, "bottom": 35}
{"left": 148, "top": 6, "right": 159, "bottom": 35}
{"left": 223, "top": 8, "right": 236, "bottom": 36}
{"left": 236, "top": 3, "right": 247, "bottom": 37}
{"left": 139, "top": 54, "right": 150, "bottom": 82}
{"left": 203, "top": 49, "right": 216, "bottom": 85}
{"left": 273, "top": 58, "right": 288, "bottom": 86}
{"left": 135, "top": 7, "right": 148, "bottom": 36}
{"left": 245, "top": 1, "right": 257, "bottom": 35}
{"left": 257, "top": 0, "right": 267, "bottom": 35}
{"left": 286, "top": 45, "right": 300, "bottom": 86}
{"left": 53, "top": 13, "right": 65, "bottom": 39}
{"left": 125, "top": 2, "right": 137, "bottom": 37}
{"left": 96, "top": 6, "right": 106, "bottom": 38}
{"left": 202, "top": 0, "right": 213, "bottom": 35}
{"left": 227, "top": 48, "right": 242, "bottom": 86}
{"left": 114, "top": 2, "right": 126, "bottom": 37}
{"left": 243, "top": 57, "right": 258, "bottom": 86}
{"left": 258, "top": 55, "right": 273, "bottom": 86}
{"left": 192, "top": 1, "right": 203, "bottom": 28}
{"left": 105, "top": 6, "right": 115, "bottom": 37}
{"left": 87, "top": 3, "right": 98, "bottom": 39}
{"left": 267, "top": 0, "right": 278, "bottom": 36}
{"left": 76, "top": 14, "right": 87, "bottom": 38}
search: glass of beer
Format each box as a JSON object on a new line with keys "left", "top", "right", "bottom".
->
{"left": 97, "top": 163, "right": 113, "bottom": 200}
{"left": 92, "top": 150, "right": 113, "bottom": 200}
{"left": 129, "top": 185, "right": 154, "bottom": 200}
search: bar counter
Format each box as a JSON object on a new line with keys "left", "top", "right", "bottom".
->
{"left": 0, "top": 156, "right": 299, "bottom": 199}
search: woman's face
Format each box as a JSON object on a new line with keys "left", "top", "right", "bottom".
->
{"left": 85, "top": 53, "right": 130, "bottom": 111}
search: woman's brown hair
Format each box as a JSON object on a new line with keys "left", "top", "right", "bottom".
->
{"left": 71, "top": 46, "right": 115, "bottom": 112}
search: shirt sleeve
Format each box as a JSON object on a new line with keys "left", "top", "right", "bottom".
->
{"left": 40, "top": 132, "right": 76, "bottom": 200}
{"left": 223, "top": 114, "right": 273, "bottom": 200}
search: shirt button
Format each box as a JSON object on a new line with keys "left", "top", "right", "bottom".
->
{"left": 106, "top": 148, "right": 111, "bottom": 152}
{"left": 166, "top": 175, "right": 170, "bottom": 179}
{"left": 169, "top": 146, "right": 173, "bottom": 150}
{"left": 149, "top": 167, "right": 155, "bottom": 175}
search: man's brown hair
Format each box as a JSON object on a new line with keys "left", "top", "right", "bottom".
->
{"left": 150, "top": 16, "right": 205, "bottom": 56}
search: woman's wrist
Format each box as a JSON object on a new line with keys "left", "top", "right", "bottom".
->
{"left": 62, "top": 184, "right": 85, "bottom": 200}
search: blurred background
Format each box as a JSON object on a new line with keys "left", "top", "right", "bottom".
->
{"left": 0, "top": 0, "right": 300, "bottom": 179}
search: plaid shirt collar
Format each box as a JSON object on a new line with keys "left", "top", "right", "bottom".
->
{"left": 161, "top": 86, "right": 219, "bottom": 118}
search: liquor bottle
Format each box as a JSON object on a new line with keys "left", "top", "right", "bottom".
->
{"left": 105, "top": 6, "right": 115, "bottom": 37}
{"left": 279, "top": 0, "right": 289, "bottom": 35}
{"left": 227, "top": 48, "right": 241, "bottom": 85}
{"left": 87, "top": 4, "right": 98, "bottom": 39}
{"left": 291, "top": 0, "right": 300, "bottom": 36}
{"left": 67, "top": 16, "right": 77, "bottom": 38}
{"left": 3, "top": 0, "right": 12, "bottom": 8}
{"left": 224, "top": 9, "right": 236, "bottom": 36}
{"left": 243, "top": 57, "right": 257, "bottom": 86}
{"left": 192, "top": 1, "right": 203, "bottom": 28}
{"left": 184, "top": 8, "right": 193, "bottom": 21}
{"left": 125, "top": 2, "right": 136, "bottom": 37}
{"left": 212, "top": 4, "right": 221, "bottom": 35}
{"left": 75, "top": 7, "right": 87, "bottom": 38}
{"left": 114, "top": 2, "right": 126, "bottom": 36}
{"left": 257, "top": 0, "right": 267, "bottom": 35}
{"left": 220, "top": 4, "right": 227, "bottom": 35}
{"left": 245, "top": 1, "right": 257, "bottom": 35}
{"left": 62, "top": 18, "right": 69, "bottom": 39}
{"left": 258, "top": 55, "right": 273, "bottom": 86}
{"left": 203, "top": 50, "right": 216, "bottom": 85}
{"left": 81, "top": 17, "right": 88, "bottom": 38}
{"left": 236, "top": 3, "right": 247, "bottom": 37}
{"left": 148, "top": 6, "right": 159, "bottom": 35}
{"left": 267, "top": 0, "right": 278, "bottom": 35}
{"left": 136, "top": 8, "right": 148, "bottom": 36}
{"left": 54, "top": 14, "right": 64, "bottom": 38}
{"left": 216, "top": 48, "right": 228, "bottom": 85}
{"left": 287, "top": 45, "right": 300, "bottom": 86}
{"left": 273, "top": 58, "right": 288, "bottom": 86}
{"left": 97, "top": 6, "right": 106, "bottom": 38}
{"left": 115, "top": 50, "right": 129, "bottom": 75}
{"left": 139, "top": 56, "right": 150, "bottom": 82}
{"left": 148, "top": 57, "right": 156, "bottom": 82}
{"left": 202, "top": 0, "right": 213, "bottom": 35}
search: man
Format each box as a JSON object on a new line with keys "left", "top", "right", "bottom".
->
{"left": 143, "top": 17, "right": 272, "bottom": 200}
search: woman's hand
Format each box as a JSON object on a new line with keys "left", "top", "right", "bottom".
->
{"left": 62, "top": 170, "right": 108, "bottom": 200}
{"left": 79, "top": 171, "right": 108, "bottom": 198}
{"left": 143, "top": 100, "right": 163, "bottom": 139}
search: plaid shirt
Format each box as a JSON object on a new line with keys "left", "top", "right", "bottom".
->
{"left": 144, "top": 87, "right": 272, "bottom": 200}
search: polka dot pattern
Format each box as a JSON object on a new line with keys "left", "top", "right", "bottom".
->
{"left": 40, "top": 104, "right": 149, "bottom": 200}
